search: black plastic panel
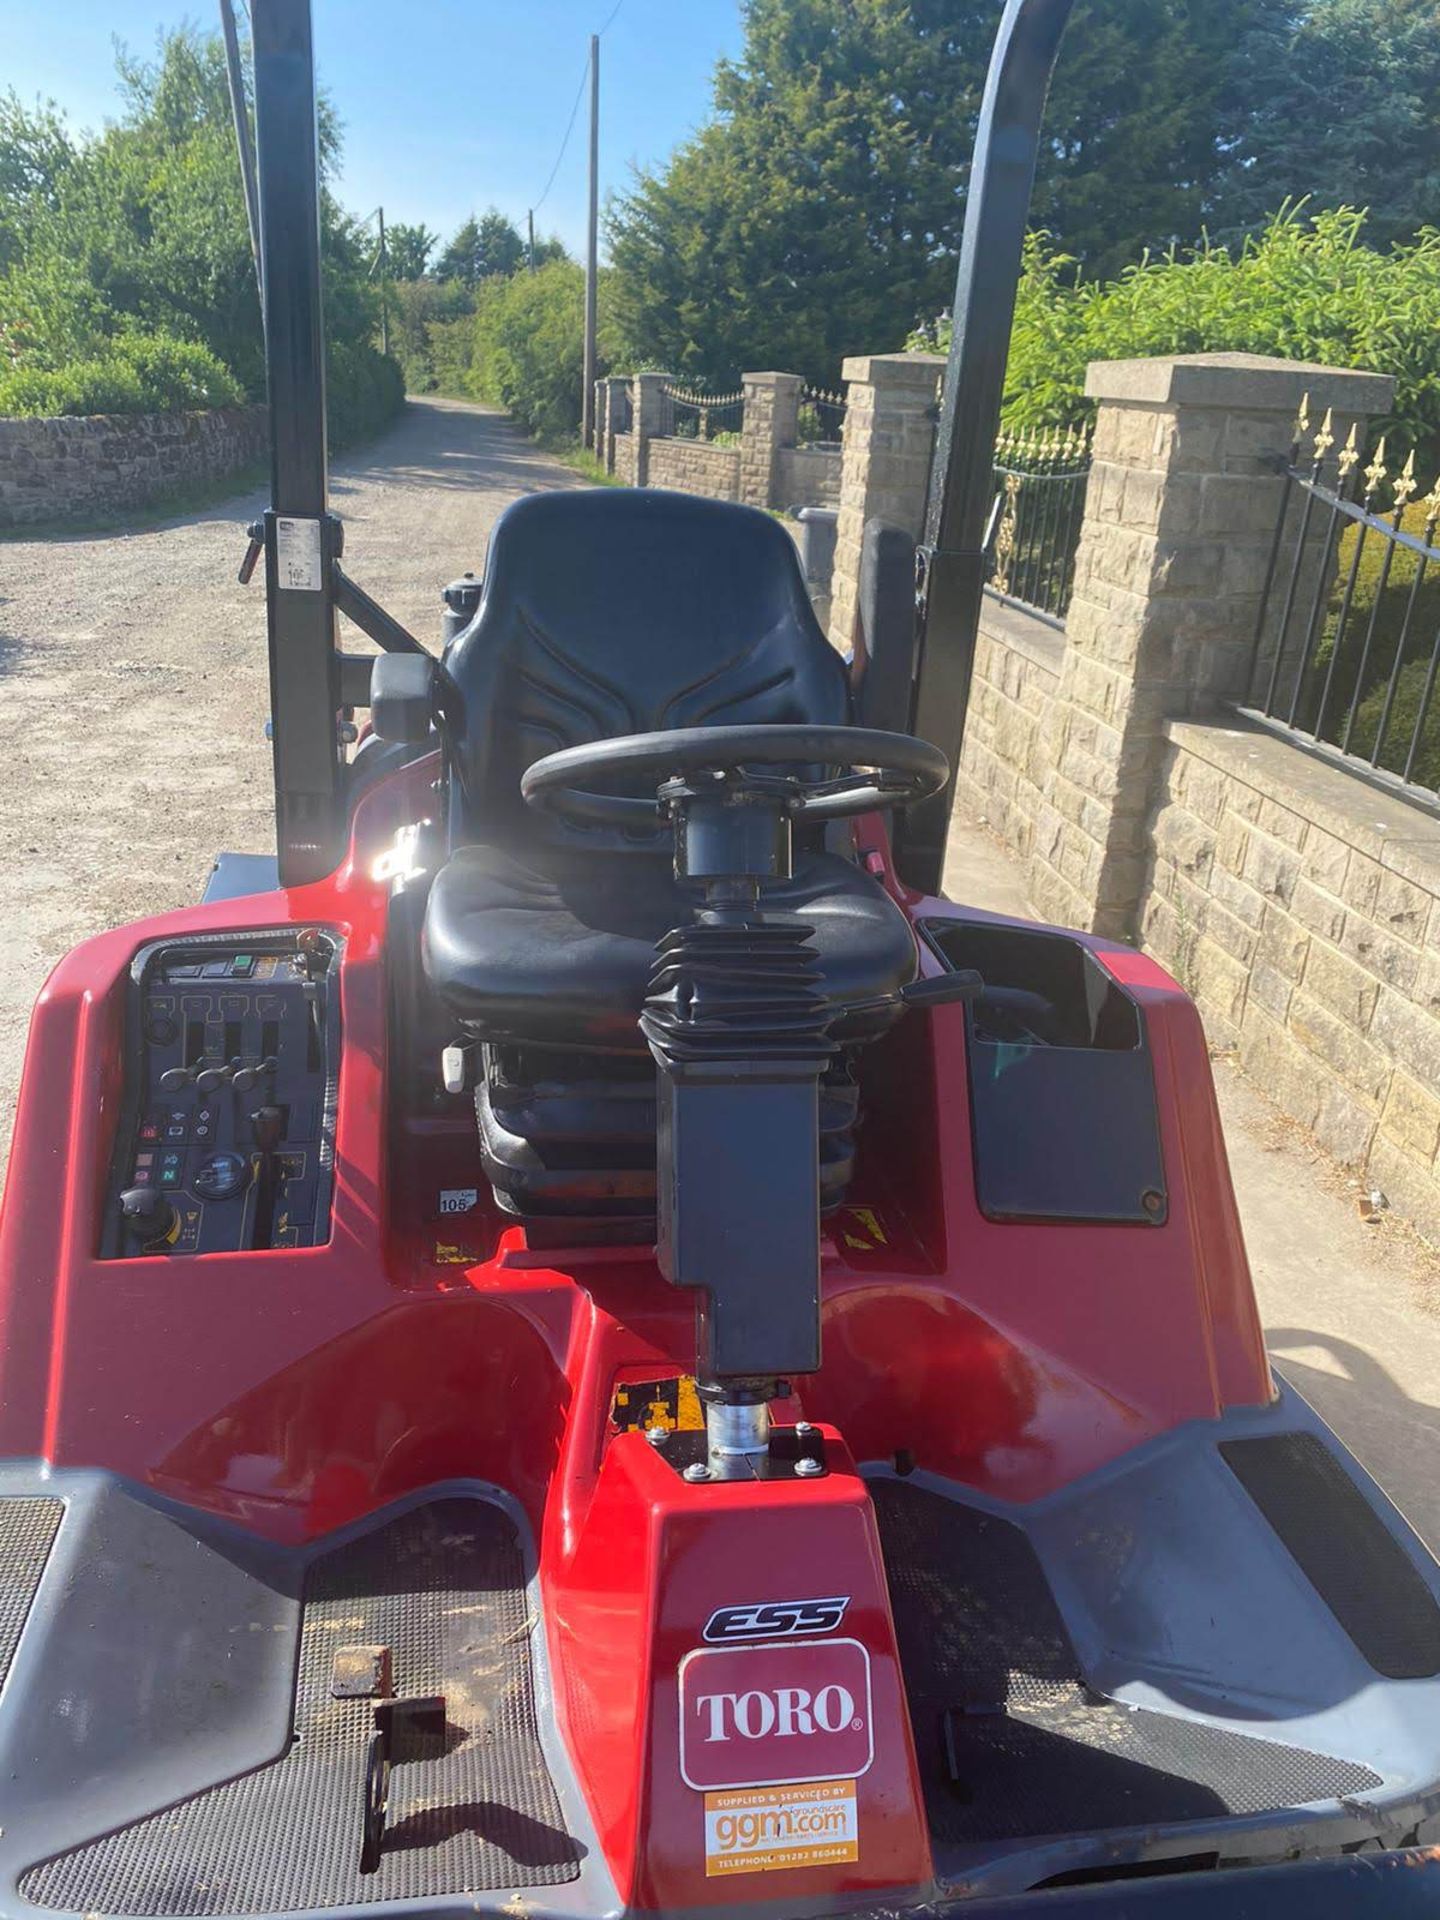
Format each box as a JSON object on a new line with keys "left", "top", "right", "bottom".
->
{"left": 920, "top": 918, "right": 1167, "bottom": 1225}
{"left": 20, "top": 1497, "right": 578, "bottom": 1911}
{"left": 871, "top": 1478, "right": 1382, "bottom": 1849}
{"left": 1222, "top": 1433, "right": 1440, "bottom": 1678}
{"left": 0, "top": 1498, "right": 62, "bottom": 1692}
{"left": 201, "top": 853, "right": 281, "bottom": 904}
{"left": 102, "top": 928, "right": 341, "bottom": 1258}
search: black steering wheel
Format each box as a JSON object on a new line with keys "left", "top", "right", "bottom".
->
{"left": 520, "top": 724, "right": 950, "bottom": 829}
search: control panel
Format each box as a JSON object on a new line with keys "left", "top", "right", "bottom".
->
{"left": 103, "top": 928, "right": 342, "bottom": 1259}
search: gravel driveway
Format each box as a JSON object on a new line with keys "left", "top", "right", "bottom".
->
{"left": 0, "top": 396, "right": 578, "bottom": 1170}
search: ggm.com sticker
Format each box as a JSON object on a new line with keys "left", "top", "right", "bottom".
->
{"left": 703, "top": 1778, "right": 858, "bottom": 1877}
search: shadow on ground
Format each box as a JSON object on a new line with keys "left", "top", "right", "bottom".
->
{"left": 1270, "top": 1329, "right": 1440, "bottom": 1547}
{"left": 332, "top": 406, "right": 565, "bottom": 497}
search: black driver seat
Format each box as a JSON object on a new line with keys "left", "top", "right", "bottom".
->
{"left": 420, "top": 489, "right": 917, "bottom": 1221}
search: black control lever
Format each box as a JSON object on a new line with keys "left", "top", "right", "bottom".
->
{"left": 120, "top": 1186, "right": 178, "bottom": 1250}
{"left": 232, "top": 1055, "right": 279, "bottom": 1094}
{"left": 843, "top": 967, "right": 984, "bottom": 1021}
{"left": 898, "top": 969, "right": 985, "bottom": 1009}
{"left": 238, "top": 518, "right": 264, "bottom": 585}
{"left": 247, "top": 1104, "right": 285, "bottom": 1251}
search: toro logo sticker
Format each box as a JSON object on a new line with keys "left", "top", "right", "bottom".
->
{"left": 703, "top": 1597, "right": 849, "bottom": 1644}
{"left": 679, "top": 1638, "right": 873, "bottom": 1790}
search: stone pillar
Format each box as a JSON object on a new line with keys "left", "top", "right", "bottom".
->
{"left": 738, "top": 372, "right": 803, "bottom": 509}
{"left": 1027, "top": 352, "right": 1395, "bottom": 939}
{"left": 632, "top": 371, "right": 669, "bottom": 487}
{"left": 828, "top": 352, "right": 944, "bottom": 652}
{"left": 599, "top": 375, "right": 628, "bottom": 474}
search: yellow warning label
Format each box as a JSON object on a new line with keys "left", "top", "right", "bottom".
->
{"left": 433, "top": 1242, "right": 477, "bottom": 1265}
{"left": 838, "top": 1206, "right": 888, "bottom": 1251}
{"left": 703, "top": 1779, "right": 858, "bottom": 1877}
{"left": 609, "top": 1375, "right": 704, "bottom": 1434}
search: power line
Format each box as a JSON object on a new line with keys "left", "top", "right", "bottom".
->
{"left": 530, "top": 0, "right": 625, "bottom": 217}
{"left": 531, "top": 55, "right": 590, "bottom": 215}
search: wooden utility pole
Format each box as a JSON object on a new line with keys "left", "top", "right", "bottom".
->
{"left": 377, "top": 205, "right": 389, "bottom": 357}
{"left": 528, "top": 208, "right": 536, "bottom": 272}
{"left": 582, "top": 33, "right": 599, "bottom": 447}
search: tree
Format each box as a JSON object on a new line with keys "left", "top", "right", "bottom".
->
{"left": 531, "top": 232, "right": 570, "bottom": 268}
{"left": 1212, "top": 0, "right": 1440, "bottom": 250}
{"left": 0, "top": 92, "right": 74, "bottom": 270}
{"left": 606, "top": 0, "right": 1299, "bottom": 383}
{"left": 385, "top": 219, "right": 438, "bottom": 281}
{"left": 436, "top": 208, "right": 526, "bottom": 286}
{"left": 0, "top": 25, "right": 399, "bottom": 439}
{"left": 469, "top": 257, "right": 620, "bottom": 440}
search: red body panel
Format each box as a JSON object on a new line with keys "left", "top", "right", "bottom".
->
{"left": 0, "top": 758, "right": 1272, "bottom": 1904}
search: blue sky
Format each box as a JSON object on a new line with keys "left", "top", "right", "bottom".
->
{"left": 0, "top": 1, "right": 745, "bottom": 258}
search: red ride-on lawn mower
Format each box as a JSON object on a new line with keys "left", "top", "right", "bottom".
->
{"left": 4, "top": 2, "right": 1440, "bottom": 1916}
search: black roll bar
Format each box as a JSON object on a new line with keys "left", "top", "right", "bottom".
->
{"left": 251, "top": 0, "right": 345, "bottom": 887}
{"left": 895, "top": 0, "right": 1078, "bottom": 893}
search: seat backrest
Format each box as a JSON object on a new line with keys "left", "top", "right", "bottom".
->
{"left": 443, "top": 489, "right": 850, "bottom": 849}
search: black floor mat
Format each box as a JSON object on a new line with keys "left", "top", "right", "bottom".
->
{"left": 871, "top": 1479, "right": 1382, "bottom": 1848}
{"left": 0, "top": 1498, "right": 62, "bottom": 1692}
{"left": 1222, "top": 1433, "right": 1440, "bottom": 1678}
{"left": 22, "top": 1498, "right": 581, "bottom": 1914}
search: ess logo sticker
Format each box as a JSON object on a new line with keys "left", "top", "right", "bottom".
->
{"left": 679, "top": 1639, "right": 873, "bottom": 1790}
{"left": 703, "top": 1597, "right": 849, "bottom": 1644}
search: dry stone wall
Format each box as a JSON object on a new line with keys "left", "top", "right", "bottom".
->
{"left": 0, "top": 406, "right": 268, "bottom": 529}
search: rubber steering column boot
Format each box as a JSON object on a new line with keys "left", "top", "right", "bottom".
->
{"left": 643, "top": 773, "right": 835, "bottom": 1435}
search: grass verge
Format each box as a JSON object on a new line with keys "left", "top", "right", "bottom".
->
{"left": 543, "top": 439, "right": 623, "bottom": 487}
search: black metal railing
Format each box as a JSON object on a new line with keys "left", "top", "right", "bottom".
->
{"left": 659, "top": 382, "right": 744, "bottom": 443}
{"left": 1242, "top": 399, "right": 1440, "bottom": 811}
{"left": 797, "top": 384, "right": 846, "bottom": 448}
{"left": 984, "top": 425, "right": 1092, "bottom": 626}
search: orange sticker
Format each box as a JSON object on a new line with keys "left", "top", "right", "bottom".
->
{"left": 703, "top": 1778, "right": 858, "bottom": 1877}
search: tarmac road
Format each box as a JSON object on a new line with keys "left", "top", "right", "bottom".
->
{"left": 4, "top": 392, "right": 1437, "bottom": 1548}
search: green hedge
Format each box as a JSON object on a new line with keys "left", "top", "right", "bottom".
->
{"left": 0, "top": 330, "right": 406, "bottom": 449}
{"left": 0, "top": 333, "right": 242, "bottom": 417}
{"left": 325, "top": 340, "right": 406, "bottom": 448}
{"left": 468, "top": 260, "right": 587, "bottom": 442}
{"left": 1297, "top": 501, "right": 1440, "bottom": 788}
{"left": 1353, "top": 659, "right": 1440, "bottom": 791}
{"left": 914, "top": 209, "right": 1440, "bottom": 461}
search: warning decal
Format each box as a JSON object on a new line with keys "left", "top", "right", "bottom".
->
{"left": 275, "top": 516, "right": 323, "bottom": 592}
{"left": 704, "top": 1778, "right": 858, "bottom": 1877}
{"left": 609, "top": 1374, "right": 704, "bottom": 1435}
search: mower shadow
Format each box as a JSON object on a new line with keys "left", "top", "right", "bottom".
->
{"left": 1268, "top": 1328, "right": 1440, "bottom": 1550}
{"left": 381, "top": 1800, "right": 584, "bottom": 1867}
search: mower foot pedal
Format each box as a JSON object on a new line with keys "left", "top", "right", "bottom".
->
{"left": 357, "top": 1694, "right": 447, "bottom": 1874}
{"left": 359, "top": 1731, "right": 389, "bottom": 1875}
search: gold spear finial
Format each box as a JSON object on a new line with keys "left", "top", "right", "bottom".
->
{"left": 1295, "top": 392, "right": 1311, "bottom": 443}
{"left": 1423, "top": 471, "right": 1440, "bottom": 530}
{"left": 1393, "top": 448, "right": 1418, "bottom": 510}
{"left": 1313, "top": 407, "right": 1335, "bottom": 464}
{"left": 1337, "top": 423, "right": 1360, "bottom": 478}
{"left": 1363, "top": 435, "right": 1388, "bottom": 497}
